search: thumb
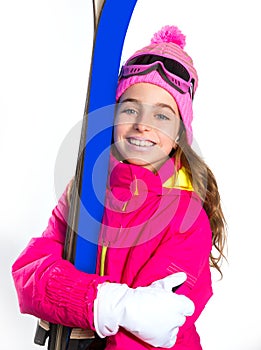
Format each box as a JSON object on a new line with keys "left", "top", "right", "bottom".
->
{"left": 150, "top": 272, "right": 187, "bottom": 292}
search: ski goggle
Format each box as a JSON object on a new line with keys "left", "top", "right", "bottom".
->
{"left": 119, "top": 54, "right": 195, "bottom": 99}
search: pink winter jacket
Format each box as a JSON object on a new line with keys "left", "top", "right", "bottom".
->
{"left": 12, "top": 156, "right": 213, "bottom": 350}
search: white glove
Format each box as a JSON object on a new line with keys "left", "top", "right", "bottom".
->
{"left": 93, "top": 272, "right": 194, "bottom": 348}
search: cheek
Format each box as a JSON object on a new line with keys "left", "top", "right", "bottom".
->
{"left": 114, "top": 124, "right": 126, "bottom": 142}
{"left": 159, "top": 127, "right": 178, "bottom": 152}
{"left": 167, "top": 121, "right": 180, "bottom": 142}
{"left": 113, "top": 126, "right": 118, "bottom": 142}
{"left": 160, "top": 125, "right": 177, "bottom": 143}
{"left": 165, "top": 137, "right": 176, "bottom": 153}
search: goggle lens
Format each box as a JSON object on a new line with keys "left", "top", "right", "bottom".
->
{"left": 119, "top": 54, "right": 194, "bottom": 99}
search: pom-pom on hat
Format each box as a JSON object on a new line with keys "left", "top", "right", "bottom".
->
{"left": 116, "top": 25, "right": 198, "bottom": 145}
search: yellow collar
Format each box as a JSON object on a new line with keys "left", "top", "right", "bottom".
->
{"left": 163, "top": 166, "right": 193, "bottom": 191}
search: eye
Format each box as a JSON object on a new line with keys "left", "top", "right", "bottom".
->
{"left": 124, "top": 108, "right": 137, "bottom": 115}
{"left": 155, "top": 113, "right": 170, "bottom": 121}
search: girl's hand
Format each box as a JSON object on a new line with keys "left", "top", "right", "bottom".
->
{"left": 94, "top": 272, "right": 194, "bottom": 348}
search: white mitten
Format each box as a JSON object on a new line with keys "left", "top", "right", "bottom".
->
{"left": 93, "top": 272, "right": 194, "bottom": 348}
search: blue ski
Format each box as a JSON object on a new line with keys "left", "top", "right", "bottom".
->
{"left": 74, "top": 0, "right": 138, "bottom": 274}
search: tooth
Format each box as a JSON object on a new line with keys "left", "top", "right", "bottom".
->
{"left": 129, "top": 138, "right": 154, "bottom": 147}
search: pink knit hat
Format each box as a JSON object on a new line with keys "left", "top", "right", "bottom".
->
{"left": 116, "top": 25, "right": 198, "bottom": 144}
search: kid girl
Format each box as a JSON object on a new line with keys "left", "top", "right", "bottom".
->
{"left": 12, "top": 25, "right": 226, "bottom": 350}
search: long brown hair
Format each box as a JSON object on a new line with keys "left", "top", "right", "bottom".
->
{"left": 174, "top": 128, "right": 227, "bottom": 277}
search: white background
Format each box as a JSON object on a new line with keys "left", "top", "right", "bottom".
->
{"left": 1, "top": 0, "right": 261, "bottom": 349}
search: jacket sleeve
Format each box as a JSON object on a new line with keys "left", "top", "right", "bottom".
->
{"left": 11, "top": 185, "right": 110, "bottom": 330}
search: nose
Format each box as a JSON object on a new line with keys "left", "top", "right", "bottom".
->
{"left": 133, "top": 113, "right": 152, "bottom": 132}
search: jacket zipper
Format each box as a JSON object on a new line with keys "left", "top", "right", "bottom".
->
{"left": 100, "top": 244, "right": 108, "bottom": 277}
{"left": 99, "top": 200, "right": 129, "bottom": 276}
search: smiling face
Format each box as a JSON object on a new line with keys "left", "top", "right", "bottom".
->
{"left": 114, "top": 83, "right": 181, "bottom": 172}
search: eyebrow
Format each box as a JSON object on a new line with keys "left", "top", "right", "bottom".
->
{"left": 119, "top": 98, "right": 140, "bottom": 105}
{"left": 119, "top": 98, "right": 177, "bottom": 116}
{"left": 155, "top": 103, "right": 177, "bottom": 116}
